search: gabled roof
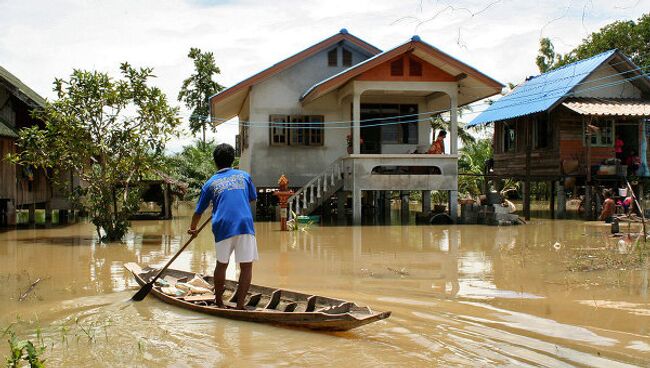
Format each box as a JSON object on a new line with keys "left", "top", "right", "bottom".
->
{"left": 0, "top": 65, "right": 45, "bottom": 108}
{"left": 209, "top": 29, "right": 381, "bottom": 122}
{"left": 467, "top": 49, "right": 650, "bottom": 126}
{"left": 300, "top": 36, "right": 504, "bottom": 105}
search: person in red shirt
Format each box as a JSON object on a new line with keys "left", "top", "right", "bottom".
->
{"left": 615, "top": 134, "right": 624, "bottom": 160}
{"left": 599, "top": 191, "right": 616, "bottom": 222}
{"left": 427, "top": 130, "right": 446, "bottom": 154}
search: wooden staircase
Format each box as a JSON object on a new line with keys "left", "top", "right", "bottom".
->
{"left": 288, "top": 157, "right": 345, "bottom": 218}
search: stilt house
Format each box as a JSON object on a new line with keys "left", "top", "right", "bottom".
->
{"left": 468, "top": 49, "right": 650, "bottom": 218}
{"left": 209, "top": 30, "right": 503, "bottom": 223}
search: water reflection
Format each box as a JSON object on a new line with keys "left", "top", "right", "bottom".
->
{"left": 1, "top": 208, "right": 649, "bottom": 366}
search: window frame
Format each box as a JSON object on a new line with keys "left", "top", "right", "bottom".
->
{"left": 390, "top": 59, "right": 404, "bottom": 76}
{"left": 342, "top": 49, "right": 352, "bottom": 67}
{"left": 583, "top": 119, "right": 615, "bottom": 147}
{"left": 327, "top": 48, "right": 338, "bottom": 67}
{"left": 409, "top": 58, "right": 422, "bottom": 76}
{"left": 532, "top": 115, "right": 551, "bottom": 149}
{"left": 269, "top": 115, "right": 324, "bottom": 147}
{"left": 503, "top": 121, "right": 516, "bottom": 153}
{"left": 269, "top": 115, "right": 289, "bottom": 146}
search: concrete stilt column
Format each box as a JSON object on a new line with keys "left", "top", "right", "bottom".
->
{"left": 422, "top": 190, "right": 431, "bottom": 215}
{"left": 556, "top": 182, "right": 566, "bottom": 219}
{"left": 337, "top": 191, "right": 347, "bottom": 225}
{"left": 400, "top": 191, "right": 410, "bottom": 225}
{"left": 383, "top": 191, "right": 392, "bottom": 224}
{"left": 352, "top": 93, "right": 361, "bottom": 155}
{"left": 449, "top": 190, "right": 458, "bottom": 222}
{"left": 352, "top": 189, "right": 362, "bottom": 225}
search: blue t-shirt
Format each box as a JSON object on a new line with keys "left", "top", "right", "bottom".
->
{"left": 195, "top": 168, "right": 257, "bottom": 242}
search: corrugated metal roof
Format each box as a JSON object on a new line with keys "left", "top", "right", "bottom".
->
{"left": 0, "top": 118, "right": 18, "bottom": 138}
{"left": 467, "top": 49, "right": 617, "bottom": 126}
{"left": 0, "top": 65, "right": 46, "bottom": 108}
{"left": 562, "top": 98, "right": 650, "bottom": 116}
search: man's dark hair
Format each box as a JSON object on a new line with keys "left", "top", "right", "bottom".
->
{"left": 213, "top": 143, "right": 235, "bottom": 169}
{"left": 438, "top": 130, "right": 447, "bottom": 137}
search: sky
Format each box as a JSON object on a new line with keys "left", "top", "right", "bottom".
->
{"left": 1, "top": 0, "right": 648, "bottom": 152}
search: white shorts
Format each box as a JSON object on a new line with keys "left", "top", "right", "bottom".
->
{"left": 215, "top": 234, "right": 258, "bottom": 264}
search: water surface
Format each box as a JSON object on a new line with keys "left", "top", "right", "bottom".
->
{"left": 1, "top": 206, "right": 649, "bottom": 367}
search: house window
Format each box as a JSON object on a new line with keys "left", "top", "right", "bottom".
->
{"left": 269, "top": 115, "right": 324, "bottom": 146}
{"left": 533, "top": 115, "right": 550, "bottom": 149}
{"left": 390, "top": 59, "right": 404, "bottom": 76}
{"left": 328, "top": 49, "right": 338, "bottom": 67}
{"left": 342, "top": 49, "right": 352, "bottom": 67}
{"left": 270, "top": 115, "right": 288, "bottom": 145}
{"left": 503, "top": 122, "right": 516, "bottom": 152}
{"left": 584, "top": 119, "right": 614, "bottom": 147}
{"left": 409, "top": 59, "right": 422, "bottom": 76}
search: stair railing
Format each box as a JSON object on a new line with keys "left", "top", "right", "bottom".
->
{"left": 288, "top": 157, "right": 345, "bottom": 220}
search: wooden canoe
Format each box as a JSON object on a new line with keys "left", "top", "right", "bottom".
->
{"left": 124, "top": 263, "right": 391, "bottom": 331}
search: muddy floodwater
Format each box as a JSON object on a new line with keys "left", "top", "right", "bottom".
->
{"left": 1, "top": 206, "right": 650, "bottom": 367}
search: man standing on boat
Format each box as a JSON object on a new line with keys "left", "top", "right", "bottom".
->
{"left": 188, "top": 143, "right": 258, "bottom": 310}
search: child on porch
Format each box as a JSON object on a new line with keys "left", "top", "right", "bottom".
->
{"left": 427, "top": 130, "right": 447, "bottom": 154}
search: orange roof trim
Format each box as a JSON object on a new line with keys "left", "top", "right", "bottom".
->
{"left": 209, "top": 30, "right": 381, "bottom": 106}
{"left": 301, "top": 37, "right": 504, "bottom": 103}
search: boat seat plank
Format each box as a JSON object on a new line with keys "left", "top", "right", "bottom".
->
{"left": 246, "top": 293, "right": 263, "bottom": 307}
{"left": 318, "top": 302, "right": 354, "bottom": 314}
{"left": 184, "top": 294, "right": 216, "bottom": 302}
{"left": 305, "top": 295, "right": 318, "bottom": 312}
{"left": 284, "top": 302, "right": 298, "bottom": 312}
{"left": 265, "top": 290, "right": 281, "bottom": 309}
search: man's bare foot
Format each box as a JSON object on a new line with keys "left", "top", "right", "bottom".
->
{"left": 214, "top": 298, "right": 225, "bottom": 308}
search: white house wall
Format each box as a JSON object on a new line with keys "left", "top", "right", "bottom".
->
{"left": 245, "top": 45, "right": 370, "bottom": 188}
{"left": 574, "top": 63, "right": 642, "bottom": 99}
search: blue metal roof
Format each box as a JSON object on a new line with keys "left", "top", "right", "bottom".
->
{"left": 468, "top": 49, "right": 617, "bottom": 126}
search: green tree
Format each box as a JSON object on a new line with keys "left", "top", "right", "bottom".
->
{"left": 536, "top": 37, "right": 557, "bottom": 73}
{"left": 9, "top": 63, "right": 180, "bottom": 241}
{"left": 538, "top": 13, "right": 650, "bottom": 71}
{"left": 164, "top": 140, "right": 240, "bottom": 199}
{"left": 458, "top": 139, "right": 492, "bottom": 196}
{"left": 178, "top": 48, "right": 224, "bottom": 147}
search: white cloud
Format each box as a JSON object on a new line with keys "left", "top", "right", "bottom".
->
{"left": 0, "top": 0, "right": 648, "bottom": 152}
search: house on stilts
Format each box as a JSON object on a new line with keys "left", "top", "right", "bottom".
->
{"left": 209, "top": 29, "right": 503, "bottom": 224}
{"left": 0, "top": 66, "right": 75, "bottom": 227}
{"left": 468, "top": 49, "right": 650, "bottom": 219}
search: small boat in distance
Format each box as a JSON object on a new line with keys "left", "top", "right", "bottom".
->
{"left": 124, "top": 263, "right": 391, "bottom": 331}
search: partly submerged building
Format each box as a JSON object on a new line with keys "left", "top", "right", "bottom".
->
{"left": 468, "top": 49, "right": 650, "bottom": 218}
{"left": 210, "top": 29, "right": 503, "bottom": 224}
{"left": 0, "top": 66, "right": 72, "bottom": 226}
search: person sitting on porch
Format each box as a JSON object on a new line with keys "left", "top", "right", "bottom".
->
{"left": 599, "top": 191, "right": 616, "bottom": 223}
{"left": 427, "top": 130, "right": 446, "bottom": 154}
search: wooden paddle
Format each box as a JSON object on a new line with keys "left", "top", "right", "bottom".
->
{"left": 131, "top": 217, "right": 211, "bottom": 301}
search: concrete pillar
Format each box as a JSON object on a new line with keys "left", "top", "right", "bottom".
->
{"left": 383, "top": 191, "right": 392, "bottom": 224}
{"left": 449, "top": 190, "right": 458, "bottom": 222}
{"left": 352, "top": 189, "right": 362, "bottom": 225}
{"left": 337, "top": 191, "right": 346, "bottom": 224}
{"left": 556, "top": 182, "right": 566, "bottom": 219}
{"left": 450, "top": 95, "right": 458, "bottom": 154}
{"left": 422, "top": 190, "right": 431, "bottom": 215}
{"left": 352, "top": 93, "right": 361, "bottom": 155}
{"left": 400, "top": 191, "right": 409, "bottom": 224}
